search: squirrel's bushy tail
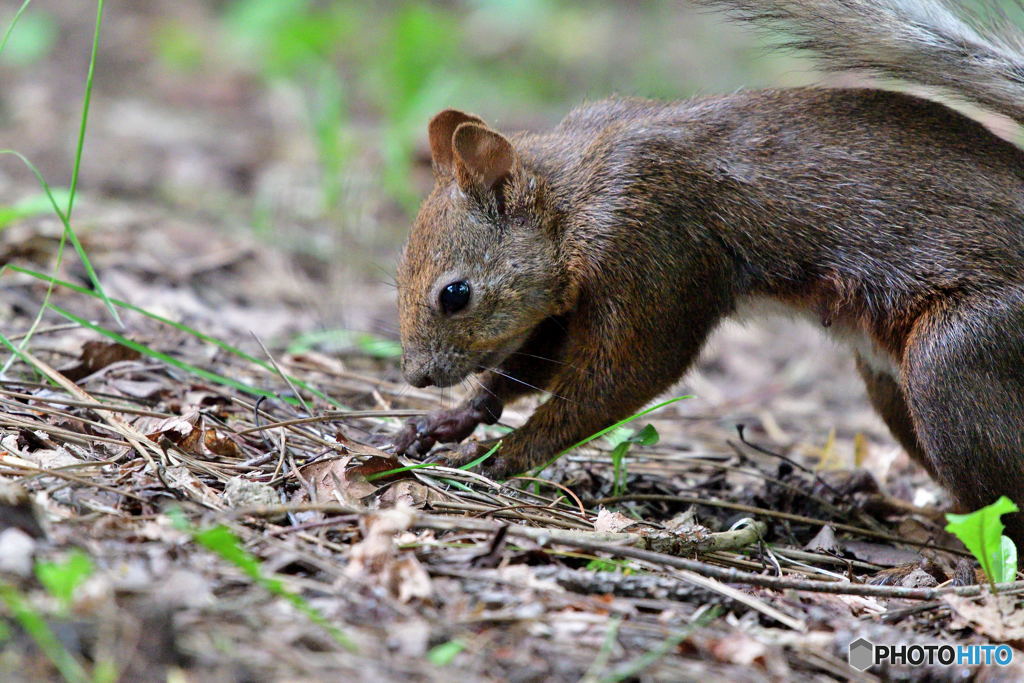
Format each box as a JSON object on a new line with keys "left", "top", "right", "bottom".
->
{"left": 700, "top": 0, "right": 1024, "bottom": 125}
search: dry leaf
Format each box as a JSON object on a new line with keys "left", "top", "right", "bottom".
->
{"left": 594, "top": 508, "right": 638, "bottom": 533}
{"left": 804, "top": 525, "right": 841, "bottom": 554}
{"left": 223, "top": 477, "right": 279, "bottom": 510}
{"left": 346, "top": 506, "right": 431, "bottom": 601}
{"left": 163, "top": 465, "right": 222, "bottom": 507}
{"left": 299, "top": 456, "right": 376, "bottom": 505}
{"left": 332, "top": 429, "right": 395, "bottom": 458}
{"left": 378, "top": 480, "right": 438, "bottom": 509}
{"left": 0, "top": 528, "right": 37, "bottom": 577}
{"left": 108, "top": 379, "right": 166, "bottom": 399}
{"left": 61, "top": 340, "right": 142, "bottom": 382}
{"left": 203, "top": 429, "right": 241, "bottom": 457}
{"left": 2, "top": 432, "right": 80, "bottom": 469}
{"left": 843, "top": 541, "right": 922, "bottom": 568}
{"left": 386, "top": 555, "right": 432, "bottom": 603}
{"left": 346, "top": 454, "right": 402, "bottom": 481}
{"left": 944, "top": 593, "right": 1024, "bottom": 643}
{"left": 146, "top": 412, "right": 200, "bottom": 447}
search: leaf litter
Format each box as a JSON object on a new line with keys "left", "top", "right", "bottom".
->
{"left": 2, "top": 206, "right": 1023, "bottom": 681}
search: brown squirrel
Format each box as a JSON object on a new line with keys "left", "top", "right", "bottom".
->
{"left": 393, "top": 0, "right": 1024, "bottom": 545}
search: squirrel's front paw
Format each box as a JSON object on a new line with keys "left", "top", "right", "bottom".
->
{"left": 393, "top": 406, "right": 485, "bottom": 458}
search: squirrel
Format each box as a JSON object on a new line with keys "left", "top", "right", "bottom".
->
{"left": 393, "top": 0, "right": 1024, "bottom": 546}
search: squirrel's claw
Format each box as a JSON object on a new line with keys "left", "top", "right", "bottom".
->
{"left": 392, "top": 406, "right": 486, "bottom": 458}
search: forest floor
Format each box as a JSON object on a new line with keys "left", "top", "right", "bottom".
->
{"left": 2, "top": 2, "right": 1024, "bottom": 682}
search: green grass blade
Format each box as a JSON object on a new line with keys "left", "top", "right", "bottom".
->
{"left": 365, "top": 441, "right": 502, "bottom": 482}
{"left": 458, "top": 439, "right": 501, "bottom": 470}
{"left": 0, "top": 327, "right": 35, "bottom": 371}
{"left": 0, "top": 1, "right": 32, "bottom": 58}
{"left": 0, "top": 583, "right": 91, "bottom": 683}
{"left": 0, "top": 150, "right": 120, "bottom": 328}
{"left": 65, "top": 0, "right": 103, "bottom": 223}
{"left": 4, "top": 265, "right": 343, "bottom": 407}
{"left": 0, "top": 0, "right": 119, "bottom": 329}
{"left": 167, "top": 509, "right": 357, "bottom": 652}
{"left": 0, "top": 151, "right": 72, "bottom": 375}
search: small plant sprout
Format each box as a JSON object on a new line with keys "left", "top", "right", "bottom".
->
{"left": 531, "top": 396, "right": 690, "bottom": 476}
{"left": 945, "top": 495, "right": 1020, "bottom": 588}
{"left": 35, "top": 549, "right": 95, "bottom": 613}
{"left": 606, "top": 424, "right": 660, "bottom": 497}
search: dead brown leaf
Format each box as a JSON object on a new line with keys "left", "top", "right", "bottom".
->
{"left": 378, "top": 480, "right": 439, "bottom": 509}
{"left": 345, "top": 506, "right": 431, "bottom": 602}
{"left": 162, "top": 465, "right": 222, "bottom": 507}
{"left": 945, "top": 593, "right": 1024, "bottom": 644}
{"left": 145, "top": 412, "right": 202, "bottom": 454}
{"left": 298, "top": 456, "right": 376, "bottom": 505}
{"left": 843, "top": 540, "right": 922, "bottom": 567}
{"left": 203, "top": 429, "right": 241, "bottom": 457}
{"left": 61, "top": 340, "right": 142, "bottom": 382}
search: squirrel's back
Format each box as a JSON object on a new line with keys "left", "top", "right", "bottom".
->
{"left": 512, "top": 87, "right": 1024, "bottom": 363}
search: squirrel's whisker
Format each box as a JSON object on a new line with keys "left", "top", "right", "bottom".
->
{"left": 479, "top": 365, "right": 573, "bottom": 404}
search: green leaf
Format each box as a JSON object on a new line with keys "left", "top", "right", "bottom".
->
{"left": 426, "top": 639, "right": 466, "bottom": 666}
{"left": 630, "top": 424, "right": 659, "bottom": 446}
{"left": 945, "top": 496, "right": 1020, "bottom": 584}
{"left": 34, "top": 550, "right": 94, "bottom": 611}
{"left": 530, "top": 397, "right": 690, "bottom": 476}
{"left": 1000, "top": 535, "right": 1018, "bottom": 585}
{"left": 585, "top": 557, "right": 632, "bottom": 573}
{"left": 610, "top": 441, "right": 629, "bottom": 497}
{"left": 0, "top": 583, "right": 90, "bottom": 683}
{"left": 604, "top": 426, "right": 634, "bottom": 449}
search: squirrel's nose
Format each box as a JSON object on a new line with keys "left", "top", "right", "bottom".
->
{"left": 407, "top": 370, "right": 434, "bottom": 388}
{"left": 402, "top": 356, "right": 435, "bottom": 388}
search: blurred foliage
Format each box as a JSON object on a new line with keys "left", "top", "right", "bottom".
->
{"left": 147, "top": 0, "right": 802, "bottom": 216}
{"left": 0, "top": 189, "right": 70, "bottom": 230}
{"left": 0, "top": 7, "right": 55, "bottom": 66}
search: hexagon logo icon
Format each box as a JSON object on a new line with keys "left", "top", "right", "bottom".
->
{"left": 848, "top": 637, "right": 875, "bottom": 671}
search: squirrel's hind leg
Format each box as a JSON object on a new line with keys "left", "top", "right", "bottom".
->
{"left": 903, "top": 292, "right": 1024, "bottom": 547}
{"left": 855, "top": 354, "right": 932, "bottom": 477}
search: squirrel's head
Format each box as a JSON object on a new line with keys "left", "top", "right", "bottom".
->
{"left": 397, "top": 109, "right": 568, "bottom": 388}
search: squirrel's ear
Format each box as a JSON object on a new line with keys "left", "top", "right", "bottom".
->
{"left": 451, "top": 122, "right": 517, "bottom": 198}
{"left": 428, "top": 109, "right": 485, "bottom": 174}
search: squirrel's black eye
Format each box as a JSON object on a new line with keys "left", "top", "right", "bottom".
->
{"left": 439, "top": 280, "right": 471, "bottom": 315}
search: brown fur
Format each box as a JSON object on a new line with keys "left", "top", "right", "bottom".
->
{"left": 394, "top": 1, "right": 1024, "bottom": 546}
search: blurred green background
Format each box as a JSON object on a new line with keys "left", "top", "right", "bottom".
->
{"left": 0, "top": 0, "right": 818, "bottom": 335}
